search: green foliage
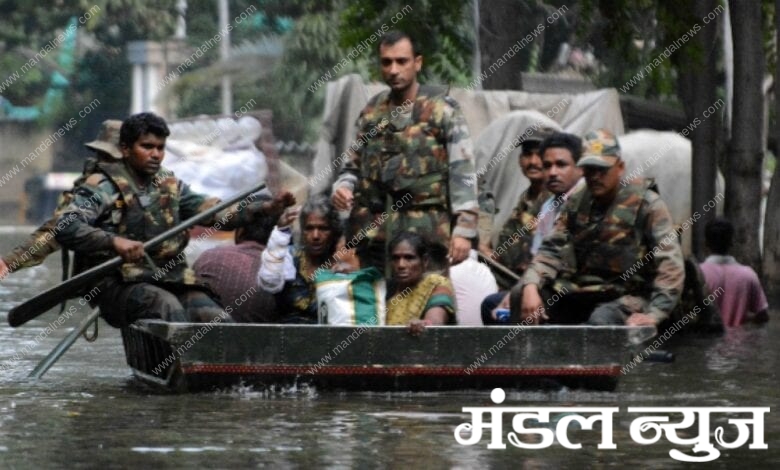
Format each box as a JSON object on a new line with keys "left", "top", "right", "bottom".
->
{"left": 78, "top": 0, "right": 178, "bottom": 45}
{"left": 169, "top": 0, "right": 477, "bottom": 142}
{"left": 577, "top": 0, "right": 683, "bottom": 101}
{"left": 248, "top": 8, "right": 370, "bottom": 141}
{"left": 172, "top": 0, "right": 329, "bottom": 142}
{"left": 0, "top": 54, "right": 48, "bottom": 106}
{"left": 575, "top": 0, "right": 727, "bottom": 104}
{"left": 339, "top": 0, "right": 473, "bottom": 86}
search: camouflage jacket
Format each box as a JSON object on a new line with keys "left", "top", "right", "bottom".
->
{"left": 2, "top": 215, "right": 63, "bottom": 274}
{"left": 334, "top": 86, "right": 479, "bottom": 247}
{"left": 55, "top": 160, "right": 262, "bottom": 285}
{"left": 1, "top": 158, "right": 102, "bottom": 273}
{"left": 495, "top": 186, "right": 550, "bottom": 275}
{"left": 522, "top": 179, "right": 684, "bottom": 322}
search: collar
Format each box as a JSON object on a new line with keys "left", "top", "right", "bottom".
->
{"left": 703, "top": 254, "right": 737, "bottom": 265}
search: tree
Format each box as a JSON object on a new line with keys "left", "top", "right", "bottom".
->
{"left": 0, "top": 1, "right": 180, "bottom": 169}
{"left": 727, "top": 1, "right": 765, "bottom": 270}
{"left": 764, "top": 0, "right": 780, "bottom": 301}
{"left": 675, "top": 1, "right": 721, "bottom": 259}
{"left": 577, "top": 1, "right": 724, "bottom": 259}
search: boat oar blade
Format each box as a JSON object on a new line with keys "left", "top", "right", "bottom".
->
{"left": 8, "top": 259, "right": 120, "bottom": 327}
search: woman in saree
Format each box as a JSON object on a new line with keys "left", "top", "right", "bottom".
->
{"left": 385, "top": 231, "right": 457, "bottom": 332}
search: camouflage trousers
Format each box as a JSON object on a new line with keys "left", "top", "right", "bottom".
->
{"left": 508, "top": 284, "right": 649, "bottom": 325}
{"left": 350, "top": 207, "right": 451, "bottom": 274}
{"left": 96, "top": 280, "right": 233, "bottom": 328}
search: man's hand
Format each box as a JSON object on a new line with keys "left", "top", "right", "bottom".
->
{"left": 332, "top": 187, "right": 353, "bottom": 211}
{"left": 112, "top": 236, "right": 145, "bottom": 263}
{"left": 449, "top": 236, "right": 471, "bottom": 265}
{"left": 489, "top": 292, "right": 511, "bottom": 321}
{"left": 625, "top": 313, "right": 657, "bottom": 327}
{"left": 262, "top": 191, "right": 296, "bottom": 219}
{"left": 278, "top": 206, "right": 301, "bottom": 229}
{"left": 521, "top": 284, "right": 546, "bottom": 325}
{"left": 0, "top": 258, "right": 9, "bottom": 281}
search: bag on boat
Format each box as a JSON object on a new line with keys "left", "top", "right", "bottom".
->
{"left": 315, "top": 267, "right": 387, "bottom": 325}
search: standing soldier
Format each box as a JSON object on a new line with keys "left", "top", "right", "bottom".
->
{"left": 331, "top": 31, "right": 479, "bottom": 271}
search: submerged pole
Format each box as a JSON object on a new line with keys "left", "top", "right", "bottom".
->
{"left": 28, "top": 308, "right": 101, "bottom": 379}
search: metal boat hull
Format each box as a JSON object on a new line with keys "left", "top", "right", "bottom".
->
{"left": 121, "top": 321, "right": 654, "bottom": 392}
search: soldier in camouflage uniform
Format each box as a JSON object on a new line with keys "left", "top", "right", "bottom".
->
{"left": 332, "top": 31, "right": 479, "bottom": 271}
{"left": 516, "top": 129, "right": 685, "bottom": 326}
{"left": 493, "top": 127, "right": 554, "bottom": 275}
{"left": 0, "top": 120, "right": 124, "bottom": 280}
{"left": 55, "top": 113, "right": 293, "bottom": 327}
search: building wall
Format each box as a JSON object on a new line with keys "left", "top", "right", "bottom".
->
{"left": 0, "top": 122, "right": 55, "bottom": 224}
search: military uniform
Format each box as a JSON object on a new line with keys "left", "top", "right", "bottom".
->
{"left": 334, "top": 86, "right": 479, "bottom": 269}
{"left": 521, "top": 178, "right": 685, "bottom": 324}
{"left": 495, "top": 187, "right": 551, "bottom": 275}
{"left": 1, "top": 158, "right": 103, "bottom": 274}
{"left": 2, "top": 120, "right": 124, "bottom": 276}
{"left": 2, "top": 215, "right": 63, "bottom": 273}
{"left": 55, "top": 159, "right": 264, "bottom": 327}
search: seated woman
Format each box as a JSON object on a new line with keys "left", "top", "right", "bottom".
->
{"left": 386, "top": 231, "right": 457, "bottom": 331}
{"left": 257, "top": 194, "right": 341, "bottom": 323}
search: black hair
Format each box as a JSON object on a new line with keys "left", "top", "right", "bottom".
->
{"left": 300, "top": 194, "right": 342, "bottom": 253}
{"left": 520, "top": 139, "right": 542, "bottom": 155}
{"left": 379, "top": 30, "right": 419, "bottom": 57}
{"left": 539, "top": 132, "right": 583, "bottom": 163}
{"left": 235, "top": 194, "right": 275, "bottom": 245}
{"left": 120, "top": 112, "right": 170, "bottom": 148}
{"left": 705, "top": 217, "right": 734, "bottom": 255}
{"left": 388, "top": 231, "right": 429, "bottom": 260}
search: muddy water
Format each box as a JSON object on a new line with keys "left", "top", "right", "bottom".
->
{"left": 0, "top": 229, "right": 777, "bottom": 468}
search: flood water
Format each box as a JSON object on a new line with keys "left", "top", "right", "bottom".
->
{"left": 0, "top": 228, "right": 777, "bottom": 468}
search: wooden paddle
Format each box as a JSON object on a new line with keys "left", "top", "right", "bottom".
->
{"left": 477, "top": 251, "right": 522, "bottom": 282}
{"left": 8, "top": 182, "right": 266, "bottom": 327}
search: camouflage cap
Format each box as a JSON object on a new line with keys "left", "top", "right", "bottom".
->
{"left": 84, "top": 119, "right": 123, "bottom": 159}
{"left": 577, "top": 128, "right": 621, "bottom": 168}
{"left": 520, "top": 126, "right": 556, "bottom": 154}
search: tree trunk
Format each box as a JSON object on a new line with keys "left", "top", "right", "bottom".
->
{"left": 763, "top": 0, "right": 780, "bottom": 302}
{"left": 685, "top": 0, "right": 721, "bottom": 259}
{"left": 477, "top": 0, "right": 530, "bottom": 90}
{"left": 727, "top": 0, "right": 764, "bottom": 270}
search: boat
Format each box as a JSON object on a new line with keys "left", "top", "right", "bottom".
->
{"left": 121, "top": 321, "right": 655, "bottom": 392}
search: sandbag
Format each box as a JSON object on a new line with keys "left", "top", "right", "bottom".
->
{"left": 315, "top": 267, "right": 387, "bottom": 325}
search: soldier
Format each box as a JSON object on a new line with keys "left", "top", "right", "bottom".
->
{"left": 482, "top": 131, "right": 583, "bottom": 324}
{"left": 54, "top": 112, "right": 294, "bottom": 327}
{"left": 517, "top": 129, "right": 685, "bottom": 326}
{"left": 492, "top": 127, "right": 554, "bottom": 275}
{"left": 331, "top": 30, "right": 479, "bottom": 271}
{"left": 0, "top": 119, "right": 123, "bottom": 280}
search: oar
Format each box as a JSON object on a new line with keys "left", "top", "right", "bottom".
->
{"left": 28, "top": 307, "right": 101, "bottom": 379}
{"left": 8, "top": 182, "right": 266, "bottom": 327}
{"left": 477, "top": 251, "right": 522, "bottom": 282}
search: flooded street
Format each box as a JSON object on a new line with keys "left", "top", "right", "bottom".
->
{"left": 0, "top": 229, "right": 777, "bottom": 468}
